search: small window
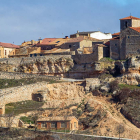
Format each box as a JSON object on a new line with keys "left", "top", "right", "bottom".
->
{"left": 61, "top": 122, "right": 67, "bottom": 128}
{"left": 128, "top": 36, "right": 130, "bottom": 38}
{"left": 56, "top": 41, "right": 60, "bottom": 43}
{"left": 51, "top": 122, "right": 57, "bottom": 128}
{"left": 0, "top": 50, "right": 1, "bottom": 56}
{"left": 74, "top": 122, "right": 77, "bottom": 128}
{"left": 69, "top": 45, "right": 71, "bottom": 48}
{"left": 41, "top": 122, "right": 47, "bottom": 128}
{"left": 125, "top": 21, "right": 128, "bottom": 28}
{"left": 5, "top": 50, "right": 6, "bottom": 55}
{"left": 13, "top": 52, "right": 14, "bottom": 55}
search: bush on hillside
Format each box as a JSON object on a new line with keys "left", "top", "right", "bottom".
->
{"left": 109, "top": 80, "right": 119, "bottom": 93}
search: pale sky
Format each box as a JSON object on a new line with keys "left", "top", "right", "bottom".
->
{"left": 0, "top": 0, "right": 140, "bottom": 45}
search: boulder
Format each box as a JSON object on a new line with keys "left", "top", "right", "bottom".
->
{"left": 100, "top": 84, "right": 110, "bottom": 93}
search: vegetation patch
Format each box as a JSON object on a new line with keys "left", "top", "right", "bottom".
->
{"left": 98, "top": 73, "right": 113, "bottom": 80}
{"left": 0, "top": 78, "right": 61, "bottom": 89}
{"left": 99, "top": 57, "right": 114, "bottom": 62}
{"left": 20, "top": 116, "right": 34, "bottom": 124}
{"left": 119, "top": 84, "right": 140, "bottom": 90}
{"left": 5, "top": 100, "right": 44, "bottom": 115}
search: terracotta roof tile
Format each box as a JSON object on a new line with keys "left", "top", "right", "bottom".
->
{"left": 0, "top": 42, "right": 19, "bottom": 48}
{"left": 130, "top": 27, "right": 140, "bottom": 33}
{"left": 36, "top": 38, "right": 57, "bottom": 46}
{"left": 120, "top": 16, "right": 140, "bottom": 20}
{"left": 37, "top": 116, "right": 78, "bottom": 122}
{"left": 112, "top": 32, "right": 120, "bottom": 36}
{"left": 41, "top": 48, "right": 70, "bottom": 54}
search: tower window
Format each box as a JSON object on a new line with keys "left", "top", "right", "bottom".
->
{"left": 125, "top": 21, "right": 128, "bottom": 28}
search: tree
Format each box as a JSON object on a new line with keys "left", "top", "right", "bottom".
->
{"left": 109, "top": 80, "right": 119, "bottom": 93}
{"left": 5, "top": 112, "right": 15, "bottom": 129}
{"left": 116, "top": 124, "right": 125, "bottom": 139}
{"left": 31, "top": 110, "right": 43, "bottom": 131}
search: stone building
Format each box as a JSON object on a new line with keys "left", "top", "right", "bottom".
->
{"left": 60, "top": 36, "right": 104, "bottom": 54}
{"left": 110, "top": 16, "right": 140, "bottom": 60}
{"left": 37, "top": 116, "right": 78, "bottom": 131}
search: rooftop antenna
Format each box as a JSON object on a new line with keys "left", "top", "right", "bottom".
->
{"left": 130, "top": 13, "right": 131, "bottom": 17}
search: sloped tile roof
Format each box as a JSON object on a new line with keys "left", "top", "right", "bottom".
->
{"left": 112, "top": 32, "right": 120, "bottom": 36}
{"left": 48, "top": 38, "right": 70, "bottom": 46}
{"left": 37, "top": 116, "right": 78, "bottom": 122}
{"left": 120, "top": 16, "right": 140, "bottom": 20}
{"left": 0, "top": 42, "right": 19, "bottom": 48}
{"left": 36, "top": 38, "right": 57, "bottom": 46}
{"left": 130, "top": 27, "right": 140, "bottom": 33}
{"left": 42, "top": 48, "right": 70, "bottom": 54}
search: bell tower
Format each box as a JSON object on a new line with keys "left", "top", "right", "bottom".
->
{"left": 120, "top": 16, "right": 140, "bottom": 31}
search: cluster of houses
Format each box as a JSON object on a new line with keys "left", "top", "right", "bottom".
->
{"left": 0, "top": 31, "right": 112, "bottom": 61}
{"left": 1, "top": 15, "right": 140, "bottom": 61}
{"left": 2, "top": 15, "right": 140, "bottom": 131}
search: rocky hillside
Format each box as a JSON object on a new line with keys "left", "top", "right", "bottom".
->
{"left": 14, "top": 80, "right": 140, "bottom": 139}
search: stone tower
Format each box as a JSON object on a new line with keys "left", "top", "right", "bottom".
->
{"left": 120, "top": 16, "right": 140, "bottom": 31}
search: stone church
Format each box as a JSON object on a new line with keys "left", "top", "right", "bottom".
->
{"left": 110, "top": 16, "right": 140, "bottom": 60}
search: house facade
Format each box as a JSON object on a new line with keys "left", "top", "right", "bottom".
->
{"left": 37, "top": 116, "right": 78, "bottom": 131}
{"left": 0, "top": 42, "right": 19, "bottom": 58}
{"left": 60, "top": 36, "right": 104, "bottom": 54}
{"left": 110, "top": 16, "right": 140, "bottom": 60}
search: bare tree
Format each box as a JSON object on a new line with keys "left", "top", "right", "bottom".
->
{"left": 116, "top": 124, "right": 125, "bottom": 139}
{"left": 5, "top": 112, "right": 15, "bottom": 129}
{"left": 31, "top": 110, "right": 43, "bottom": 131}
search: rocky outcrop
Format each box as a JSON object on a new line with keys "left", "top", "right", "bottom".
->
{"left": 117, "top": 73, "right": 140, "bottom": 85}
{"left": 85, "top": 78, "right": 101, "bottom": 92}
{"left": 121, "top": 97, "right": 140, "bottom": 128}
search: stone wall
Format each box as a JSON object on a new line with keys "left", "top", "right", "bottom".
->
{"left": 120, "top": 27, "right": 140, "bottom": 60}
{"left": 110, "top": 39, "right": 120, "bottom": 60}
{"left": 72, "top": 46, "right": 106, "bottom": 64}
{"left": 0, "top": 71, "right": 60, "bottom": 80}
{"left": 120, "top": 19, "right": 132, "bottom": 31}
{"left": 126, "top": 35, "right": 140, "bottom": 57}
{"left": 0, "top": 82, "right": 48, "bottom": 106}
{"left": 72, "top": 53, "right": 98, "bottom": 64}
{"left": 0, "top": 81, "right": 86, "bottom": 115}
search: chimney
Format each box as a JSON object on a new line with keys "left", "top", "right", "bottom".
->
{"left": 31, "top": 40, "right": 35, "bottom": 45}
{"left": 65, "top": 36, "right": 68, "bottom": 39}
{"left": 76, "top": 30, "right": 79, "bottom": 38}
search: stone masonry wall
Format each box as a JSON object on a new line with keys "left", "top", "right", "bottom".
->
{"left": 120, "top": 27, "right": 140, "bottom": 60}
{"left": 72, "top": 46, "right": 104, "bottom": 64}
{"left": 0, "top": 71, "right": 60, "bottom": 80}
{"left": 126, "top": 35, "right": 140, "bottom": 57}
{"left": 0, "top": 82, "right": 48, "bottom": 106}
{"left": 110, "top": 39, "right": 120, "bottom": 60}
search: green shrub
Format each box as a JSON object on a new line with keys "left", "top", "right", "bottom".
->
{"left": 20, "top": 116, "right": 34, "bottom": 124}
{"left": 5, "top": 100, "right": 44, "bottom": 115}
{"left": 109, "top": 80, "right": 119, "bottom": 92}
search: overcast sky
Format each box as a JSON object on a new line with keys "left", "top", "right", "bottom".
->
{"left": 0, "top": 0, "right": 140, "bottom": 45}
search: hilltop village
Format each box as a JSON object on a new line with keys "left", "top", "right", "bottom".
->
{"left": 1, "top": 16, "right": 140, "bottom": 139}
